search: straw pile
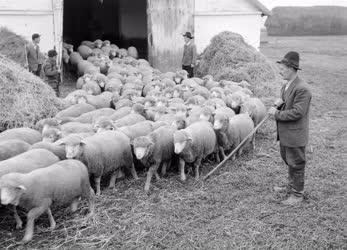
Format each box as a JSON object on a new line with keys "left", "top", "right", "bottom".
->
{"left": 196, "top": 31, "right": 279, "bottom": 97}
{"left": 0, "top": 54, "right": 62, "bottom": 130}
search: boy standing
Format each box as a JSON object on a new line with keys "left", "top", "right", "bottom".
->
{"left": 43, "top": 49, "right": 61, "bottom": 97}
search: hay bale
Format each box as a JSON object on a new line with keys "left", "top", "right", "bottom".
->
{"left": 196, "top": 31, "right": 279, "bottom": 97}
{"left": 0, "top": 27, "right": 28, "bottom": 67}
{"left": 0, "top": 54, "right": 63, "bottom": 130}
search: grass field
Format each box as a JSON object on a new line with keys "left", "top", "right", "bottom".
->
{"left": 0, "top": 36, "right": 346, "bottom": 249}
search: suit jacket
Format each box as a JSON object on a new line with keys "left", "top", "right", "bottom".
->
{"left": 182, "top": 41, "right": 197, "bottom": 66}
{"left": 275, "top": 76, "right": 312, "bottom": 147}
{"left": 26, "top": 42, "right": 43, "bottom": 72}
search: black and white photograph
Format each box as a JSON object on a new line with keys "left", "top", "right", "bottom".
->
{"left": 0, "top": 0, "right": 346, "bottom": 248}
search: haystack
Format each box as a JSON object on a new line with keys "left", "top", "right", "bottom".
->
{"left": 196, "top": 31, "right": 279, "bottom": 97}
{"left": 0, "top": 27, "right": 28, "bottom": 67}
{"left": 0, "top": 54, "right": 62, "bottom": 130}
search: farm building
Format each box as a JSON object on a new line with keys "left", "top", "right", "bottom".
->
{"left": 0, "top": 0, "right": 270, "bottom": 72}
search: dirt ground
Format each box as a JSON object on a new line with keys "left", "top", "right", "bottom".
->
{"left": 0, "top": 36, "right": 346, "bottom": 249}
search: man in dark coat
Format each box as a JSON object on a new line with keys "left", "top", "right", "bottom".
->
{"left": 268, "top": 51, "right": 312, "bottom": 205}
{"left": 43, "top": 49, "right": 61, "bottom": 97}
{"left": 26, "top": 33, "right": 43, "bottom": 76}
{"left": 182, "top": 32, "right": 197, "bottom": 78}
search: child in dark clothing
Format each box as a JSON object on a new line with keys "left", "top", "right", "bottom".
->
{"left": 43, "top": 49, "right": 60, "bottom": 97}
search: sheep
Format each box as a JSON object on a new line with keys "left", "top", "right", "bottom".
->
{"left": 35, "top": 118, "right": 61, "bottom": 134}
{"left": 77, "top": 92, "right": 113, "bottom": 109}
{"left": 60, "top": 108, "right": 116, "bottom": 124}
{"left": 0, "top": 149, "right": 60, "bottom": 179}
{"left": 76, "top": 74, "right": 93, "bottom": 89}
{"left": 173, "top": 121, "right": 219, "bottom": 181}
{"left": 114, "top": 98, "right": 133, "bottom": 110}
{"left": 213, "top": 113, "right": 254, "bottom": 160}
{"left": 77, "top": 45, "right": 93, "bottom": 59}
{"left": 42, "top": 127, "right": 62, "bottom": 143}
{"left": 58, "top": 131, "right": 138, "bottom": 195}
{"left": 117, "top": 121, "right": 154, "bottom": 140}
{"left": 55, "top": 103, "right": 96, "bottom": 119}
{"left": 0, "top": 159, "right": 95, "bottom": 243}
{"left": 0, "top": 128, "right": 41, "bottom": 145}
{"left": 226, "top": 90, "right": 251, "bottom": 113}
{"left": 109, "top": 106, "right": 132, "bottom": 121}
{"left": 214, "top": 107, "right": 236, "bottom": 120}
{"left": 63, "top": 89, "right": 88, "bottom": 106}
{"left": 113, "top": 113, "right": 146, "bottom": 128}
{"left": 92, "top": 116, "right": 115, "bottom": 133}
{"left": 105, "top": 78, "right": 122, "bottom": 93}
{"left": 132, "top": 125, "right": 176, "bottom": 191}
{"left": 69, "top": 52, "right": 83, "bottom": 67}
{"left": 81, "top": 80, "right": 102, "bottom": 95}
{"left": 128, "top": 46, "right": 138, "bottom": 59}
{"left": 60, "top": 122, "right": 94, "bottom": 136}
{"left": 240, "top": 97, "right": 267, "bottom": 126}
{"left": 30, "top": 141, "right": 66, "bottom": 160}
{"left": 0, "top": 139, "right": 30, "bottom": 161}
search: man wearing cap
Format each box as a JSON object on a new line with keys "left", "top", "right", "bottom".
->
{"left": 43, "top": 49, "right": 61, "bottom": 97}
{"left": 268, "top": 51, "right": 312, "bottom": 205}
{"left": 182, "top": 32, "right": 197, "bottom": 78}
{"left": 26, "top": 33, "right": 43, "bottom": 76}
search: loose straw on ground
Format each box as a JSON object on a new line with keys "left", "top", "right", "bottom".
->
{"left": 203, "top": 114, "right": 270, "bottom": 180}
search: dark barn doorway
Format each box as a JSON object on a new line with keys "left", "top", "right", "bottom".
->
{"left": 63, "top": 0, "right": 148, "bottom": 59}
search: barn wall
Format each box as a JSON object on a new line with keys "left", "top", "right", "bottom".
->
{"left": 195, "top": 0, "right": 257, "bottom": 13}
{"left": 147, "top": 0, "right": 194, "bottom": 72}
{"left": 195, "top": 13, "right": 262, "bottom": 52}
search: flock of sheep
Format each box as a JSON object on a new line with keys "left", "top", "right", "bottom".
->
{"left": 0, "top": 39, "right": 267, "bottom": 243}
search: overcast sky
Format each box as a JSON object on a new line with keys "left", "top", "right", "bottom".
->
{"left": 259, "top": 0, "right": 347, "bottom": 9}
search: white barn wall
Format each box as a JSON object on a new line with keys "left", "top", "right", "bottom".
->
{"left": 194, "top": 13, "right": 262, "bottom": 53}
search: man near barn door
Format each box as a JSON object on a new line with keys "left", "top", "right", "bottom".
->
{"left": 26, "top": 33, "right": 43, "bottom": 77}
{"left": 182, "top": 32, "right": 197, "bottom": 78}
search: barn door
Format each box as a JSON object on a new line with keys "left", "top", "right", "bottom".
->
{"left": 147, "top": 0, "right": 194, "bottom": 72}
{"left": 52, "top": 0, "right": 63, "bottom": 69}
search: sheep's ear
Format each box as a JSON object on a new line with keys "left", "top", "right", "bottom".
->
{"left": 16, "top": 185, "right": 26, "bottom": 191}
{"left": 80, "top": 140, "right": 87, "bottom": 146}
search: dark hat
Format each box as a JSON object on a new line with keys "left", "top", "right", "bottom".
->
{"left": 277, "top": 51, "right": 301, "bottom": 70}
{"left": 48, "top": 49, "right": 58, "bottom": 58}
{"left": 32, "top": 33, "right": 40, "bottom": 40}
{"left": 183, "top": 32, "right": 193, "bottom": 39}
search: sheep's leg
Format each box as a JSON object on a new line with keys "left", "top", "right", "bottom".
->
{"left": 129, "top": 163, "right": 139, "bottom": 180}
{"left": 219, "top": 146, "right": 226, "bottom": 160}
{"left": 70, "top": 199, "right": 80, "bottom": 213}
{"left": 194, "top": 159, "right": 202, "bottom": 180}
{"left": 179, "top": 158, "right": 186, "bottom": 181}
{"left": 46, "top": 207, "right": 56, "bottom": 230}
{"left": 161, "top": 160, "right": 170, "bottom": 176}
{"left": 145, "top": 164, "right": 158, "bottom": 192}
{"left": 13, "top": 205, "right": 23, "bottom": 229}
{"left": 109, "top": 172, "right": 117, "bottom": 189}
{"left": 22, "top": 199, "right": 51, "bottom": 243}
{"left": 251, "top": 134, "right": 256, "bottom": 151}
{"left": 94, "top": 176, "right": 101, "bottom": 196}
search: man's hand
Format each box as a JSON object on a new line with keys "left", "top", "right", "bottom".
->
{"left": 274, "top": 98, "right": 284, "bottom": 107}
{"left": 268, "top": 107, "right": 277, "bottom": 116}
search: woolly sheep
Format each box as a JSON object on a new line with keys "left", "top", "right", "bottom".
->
{"left": 213, "top": 113, "right": 254, "bottom": 160}
{"left": 105, "top": 78, "right": 122, "bottom": 93}
{"left": 42, "top": 128, "right": 62, "bottom": 143}
{"left": 114, "top": 98, "right": 133, "bottom": 110}
{"left": 69, "top": 52, "right": 83, "bottom": 67}
{"left": 81, "top": 80, "right": 102, "bottom": 95}
{"left": 128, "top": 46, "right": 138, "bottom": 59}
{"left": 35, "top": 118, "right": 61, "bottom": 134}
{"left": 174, "top": 121, "right": 219, "bottom": 181}
{"left": 0, "top": 139, "right": 30, "bottom": 161}
{"left": 240, "top": 97, "right": 267, "bottom": 126}
{"left": 30, "top": 141, "right": 66, "bottom": 160}
{"left": 113, "top": 113, "right": 146, "bottom": 128}
{"left": 60, "top": 108, "right": 115, "bottom": 124}
{"left": 63, "top": 89, "right": 88, "bottom": 106}
{"left": 58, "top": 131, "right": 138, "bottom": 195}
{"left": 133, "top": 125, "right": 176, "bottom": 191}
{"left": 60, "top": 122, "right": 94, "bottom": 136}
{"left": 77, "top": 45, "right": 93, "bottom": 59}
{"left": 0, "top": 128, "right": 41, "bottom": 145}
{"left": 55, "top": 103, "right": 96, "bottom": 119}
{"left": 77, "top": 92, "right": 113, "bottom": 109}
{"left": 0, "top": 159, "right": 95, "bottom": 243}
{"left": 0, "top": 149, "right": 59, "bottom": 179}
{"left": 227, "top": 90, "right": 251, "bottom": 110}
{"left": 109, "top": 106, "right": 132, "bottom": 121}
{"left": 76, "top": 74, "right": 93, "bottom": 89}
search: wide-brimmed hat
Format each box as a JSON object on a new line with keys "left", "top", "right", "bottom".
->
{"left": 183, "top": 32, "right": 193, "bottom": 39}
{"left": 277, "top": 51, "right": 301, "bottom": 70}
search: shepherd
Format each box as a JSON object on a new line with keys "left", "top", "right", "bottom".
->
{"left": 43, "top": 49, "right": 61, "bottom": 97}
{"left": 268, "top": 51, "right": 312, "bottom": 205}
{"left": 182, "top": 31, "right": 197, "bottom": 78}
{"left": 26, "top": 33, "right": 43, "bottom": 77}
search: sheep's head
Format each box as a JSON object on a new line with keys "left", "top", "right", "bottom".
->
{"left": 57, "top": 135, "right": 85, "bottom": 159}
{"left": 0, "top": 174, "right": 26, "bottom": 206}
{"left": 240, "top": 102, "right": 256, "bottom": 117}
{"left": 42, "top": 127, "right": 62, "bottom": 143}
{"left": 172, "top": 116, "right": 186, "bottom": 130}
{"left": 93, "top": 116, "right": 115, "bottom": 133}
{"left": 173, "top": 130, "right": 192, "bottom": 154}
{"left": 229, "top": 91, "right": 247, "bottom": 109}
{"left": 94, "top": 39, "right": 103, "bottom": 48}
{"left": 132, "top": 136, "right": 154, "bottom": 160}
{"left": 170, "top": 103, "right": 187, "bottom": 117}
{"left": 199, "top": 106, "right": 214, "bottom": 122}
{"left": 36, "top": 117, "right": 61, "bottom": 133}
{"left": 213, "top": 113, "right": 229, "bottom": 130}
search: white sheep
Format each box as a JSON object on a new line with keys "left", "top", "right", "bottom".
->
{"left": 60, "top": 108, "right": 116, "bottom": 124}
{"left": 30, "top": 141, "right": 66, "bottom": 160}
{"left": 240, "top": 97, "right": 267, "bottom": 126}
{"left": 58, "top": 131, "right": 138, "bottom": 195}
{"left": 55, "top": 103, "right": 96, "bottom": 119}
{"left": 0, "top": 159, "right": 95, "bottom": 243}
{"left": 0, "top": 128, "right": 42, "bottom": 145}
{"left": 0, "top": 139, "right": 31, "bottom": 161}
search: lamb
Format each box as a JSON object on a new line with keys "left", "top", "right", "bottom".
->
{"left": 0, "top": 139, "right": 30, "bottom": 161}
{"left": 213, "top": 113, "right": 254, "bottom": 160}
{"left": 173, "top": 121, "right": 219, "bottom": 181}
{"left": 30, "top": 141, "right": 66, "bottom": 160}
{"left": 240, "top": 97, "right": 267, "bottom": 126}
{"left": 58, "top": 131, "right": 138, "bottom": 195}
{"left": 55, "top": 103, "right": 96, "bottom": 119}
{"left": 0, "top": 149, "right": 60, "bottom": 178}
{"left": 0, "top": 159, "right": 95, "bottom": 243}
{"left": 60, "top": 108, "right": 116, "bottom": 124}
{"left": 132, "top": 125, "right": 176, "bottom": 191}
{"left": 0, "top": 128, "right": 41, "bottom": 145}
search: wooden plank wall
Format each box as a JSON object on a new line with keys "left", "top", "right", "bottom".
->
{"left": 147, "top": 0, "right": 194, "bottom": 72}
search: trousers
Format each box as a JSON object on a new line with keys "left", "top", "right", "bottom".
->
{"left": 280, "top": 144, "right": 306, "bottom": 195}
{"left": 182, "top": 65, "right": 194, "bottom": 78}
{"left": 47, "top": 80, "right": 60, "bottom": 97}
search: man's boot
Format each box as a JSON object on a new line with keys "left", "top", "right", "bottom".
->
{"left": 281, "top": 194, "right": 303, "bottom": 205}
